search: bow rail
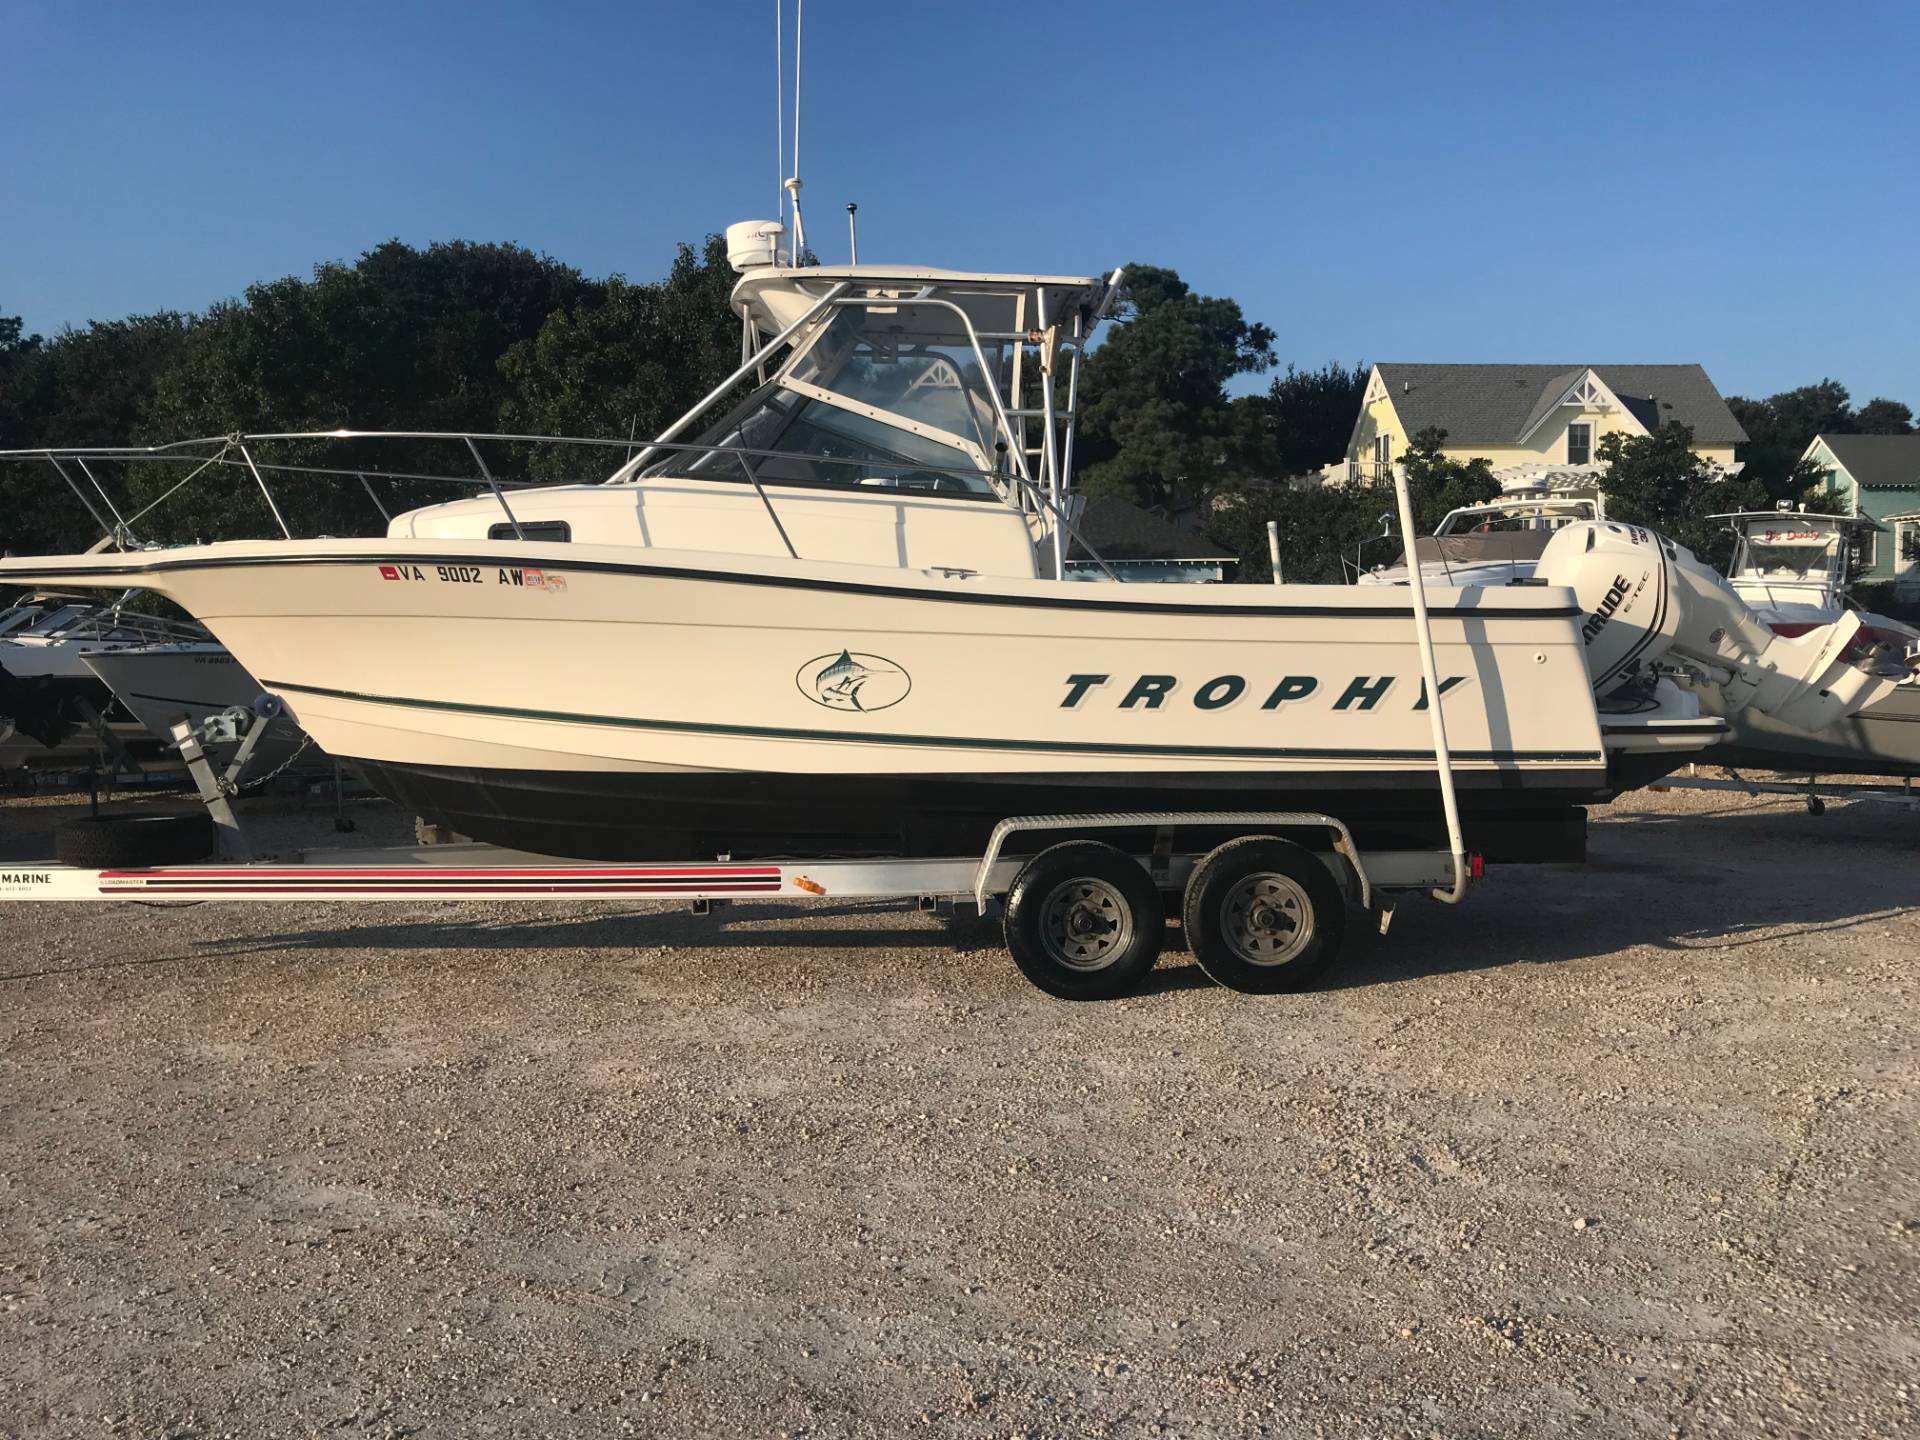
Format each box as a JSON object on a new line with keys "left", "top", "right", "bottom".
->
{"left": 0, "top": 429, "right": 1121, "bottom": 576}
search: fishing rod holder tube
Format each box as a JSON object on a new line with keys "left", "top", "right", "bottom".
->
{"left": 1389, "top": 461, "right": 1470, "bottom": 904}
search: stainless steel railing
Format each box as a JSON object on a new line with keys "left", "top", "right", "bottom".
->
{"left": 0, "top": 428, "right": 1123, "bottom": 578}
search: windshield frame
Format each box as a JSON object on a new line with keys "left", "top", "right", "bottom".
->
{"left": 635, "top": 301, "right": 1015, "bottom": 500}
{"left": 1730, "top": 522, "right": 1849, "bottom": 585}
{"left": 636, "top": 377, "right": 1005, "bottom": 500}
{"left": 775, "top": 303, "right": 1002, "bottom": 473}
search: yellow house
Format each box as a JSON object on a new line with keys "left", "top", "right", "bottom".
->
{"left": 1325, "top": 364, "right": 1746, "bottom": 490}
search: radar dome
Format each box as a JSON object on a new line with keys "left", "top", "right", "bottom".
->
{"left": 726, "top": 220, "right": 787, "bottom": 273}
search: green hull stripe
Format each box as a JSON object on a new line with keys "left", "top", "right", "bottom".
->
{"left": 265, "top": 679, "right": 1606, "bottom": 767}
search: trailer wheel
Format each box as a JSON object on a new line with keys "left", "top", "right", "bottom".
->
{"left": 1182, "top": 836, "right": 1345, "bottom": 994}
{"left": 1002, "top": 841, "right": 1164, "bottom": 1001}
{"left": 54, "top": 810, "right": 214, "bottom": 868}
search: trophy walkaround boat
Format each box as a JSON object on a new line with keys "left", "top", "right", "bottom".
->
{"left": 0, "top": 232, "right": 1901, "bottom": 997}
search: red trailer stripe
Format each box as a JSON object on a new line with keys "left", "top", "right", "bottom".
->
{"left": 99, "top": 866, "right": 783, "bottom": 880}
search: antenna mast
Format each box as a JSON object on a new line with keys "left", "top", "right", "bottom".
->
{"left": 784, "top": 0, "right": 807, "bottom": 264}
{"left": 774, "top": 0, "right": 783, "bottom": 219}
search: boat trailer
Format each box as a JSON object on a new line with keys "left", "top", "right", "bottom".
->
{"left": 0, "top": 681, "right": 1488, "bottom": 998}
{"left": 0, "top": 460, "right": 1486, "bottom": 1000}
{"left": 1655, "top": 765, "right": 1919, "bottom": 815}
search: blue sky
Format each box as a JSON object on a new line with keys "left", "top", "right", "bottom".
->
{"left": 3, "top": 0, "right": 1915, "bottom": 407}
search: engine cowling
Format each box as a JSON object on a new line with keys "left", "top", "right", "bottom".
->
{"left": 1535, "top": 520, "right": 1898, "bottom": 731}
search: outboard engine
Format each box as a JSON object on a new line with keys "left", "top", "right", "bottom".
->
{"left": 1536, "top": 520, "right": 1898, "bottom": 731}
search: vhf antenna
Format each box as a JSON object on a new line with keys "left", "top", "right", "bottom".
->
{"left": 774, "top": 0, "right": 783, "bottom": 222}
{"left": 783, "top": 0, "right": 807, "bottom": 265}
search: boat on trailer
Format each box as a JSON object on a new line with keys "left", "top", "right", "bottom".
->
{"left": 0, "top": 233, "right": 1900, "bottom": 996}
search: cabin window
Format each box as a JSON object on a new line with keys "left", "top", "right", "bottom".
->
{"left": 1566, "top": 423, "right": 1592, "bottom": 466}
{"left": 488, "top": 520, "right": 571, "bottom": 542}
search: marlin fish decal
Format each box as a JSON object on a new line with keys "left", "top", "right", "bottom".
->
{"left": 797, "top": 650, "right": 913, "bottom": 713}
{"left": 816, "top": 650, "right": 871, "bottom": 710}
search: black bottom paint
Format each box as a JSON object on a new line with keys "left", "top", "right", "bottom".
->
{"left": 351, "top": 760, "right": 1613, "bottom": 864}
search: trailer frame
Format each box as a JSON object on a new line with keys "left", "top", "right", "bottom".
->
{"left": 0, "top": 829, "right": 1464, "bottom": 909}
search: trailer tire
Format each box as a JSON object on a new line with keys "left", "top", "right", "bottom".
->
{"left": 54, "top": 810, "right": 215, "bottom": 868}
{"left": 1182, "top": 836, "right": 1345, "bottom": 994}
{"left": 1002, "top": 841, "right": 1164, "bottom": 1001}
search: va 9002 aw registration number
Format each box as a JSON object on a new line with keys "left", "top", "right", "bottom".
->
{"left": 375, "top": 563, "right": 568, "bottom": 593}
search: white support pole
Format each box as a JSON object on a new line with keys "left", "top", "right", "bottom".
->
{"left": 1389, "top": 462, "right": 1468, "bottom": 903}
{"left": 1035, "top": 292, "right": 1065, "bottom": 580}
{"left": 1266, "top": 520, "right": 1283, "bottom": 584}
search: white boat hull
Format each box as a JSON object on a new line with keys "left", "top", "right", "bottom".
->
{"left": 0, "top": 538, "right": 1636, "bottom": 859}
{"left": 1706, "top": 679, "right": 1920, "bottom": 777}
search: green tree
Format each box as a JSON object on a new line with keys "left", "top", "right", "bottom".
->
{"left": 1854, "top": 397, "right": 1914, "bottom": 434}
{"left": 1595, "top": 421, "right": 1780, "bottom": 562}
{"left": 499, "top": 236, "right": 742, "bottom": 479}
{"left": 1725, "top": 378, "right": 1889, "bottom": 498}
{"left": 1201, "top": 426, "right": 1500, "bottom": 585}
{"left": 1075, "top": 265, "right": 1276, "bottom": 513}
{"left": 1239, "top": 361, "right": 1368, "bottom": 478}
{"left": 0, "top": 312, "right": 191, "bottom": 553}
{"left": 0, "top": 313, "right": 39, "bottom": 357}
{"left": 138, "top": 240, "right": 593, "bottom": 540}
{"left": 1396, "top": 426, "right": 1501, "bottom": 535}
{"left": 1204, "top": 481, "right": 1395, "bottom": 584}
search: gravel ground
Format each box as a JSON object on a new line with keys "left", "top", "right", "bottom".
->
{"left": 1, "top": 783, "right": 1916, "bottom": 1439}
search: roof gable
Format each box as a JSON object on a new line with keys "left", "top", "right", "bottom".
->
{"left": 1514, "top": 368, "right": 1591, "bottom": 442}
{"left": 1373, "top": 363, "right": 1747, "bottom": 447}
{"left": 1813, "top": 433, "right": 1920, "bottom": 491}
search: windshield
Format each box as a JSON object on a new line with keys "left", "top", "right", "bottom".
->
{"left": 1436, "top": 503, "right": 1594, "bottom": 536}
{"left": 646, "top": 384, "right": 996, "bottom": 496}
{"left": 14, "top": 604, "right": 87, "bottom": 637}
{"left": 789, "top": 307, "right": 1007, "bottom": 458}
{"left": 0, "top": 605, "right": 51, "bottom": 637}
{"left": 1740, "top": 538, "right": 1839, "bottom": 580}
